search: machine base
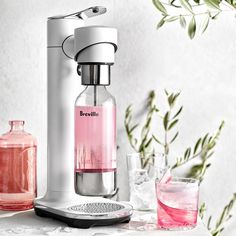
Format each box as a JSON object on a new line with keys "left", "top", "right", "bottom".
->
{"left": 34, "top": 195, "right": 132, "bottom": 229}
{"left": 34, "top": 206, "right": 131, "bottom": 229}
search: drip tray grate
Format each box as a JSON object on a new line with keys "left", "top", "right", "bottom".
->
{"left": 67, "top": 202, "right": 125, "bottom": 214}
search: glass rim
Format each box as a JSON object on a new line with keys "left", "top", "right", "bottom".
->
{"left": 156, "top": 176, "right": 200, "bottom": 186}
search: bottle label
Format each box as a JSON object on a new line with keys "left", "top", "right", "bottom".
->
{"left": 75, "top": 106, "right": 116, "bottom": 173}
{"left": 79, "top": 111, "right": 99, "bottom": 117}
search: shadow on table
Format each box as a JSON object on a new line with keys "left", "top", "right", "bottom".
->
{"left": 0, "top": 209, "right": 64, "bottom": 227}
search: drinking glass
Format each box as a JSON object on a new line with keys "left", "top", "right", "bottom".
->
{"left": 127, "top": 152, "right": 167, "bottom": 210}
{"left": 156, "top": 177, "right": 199, "bottom": 230}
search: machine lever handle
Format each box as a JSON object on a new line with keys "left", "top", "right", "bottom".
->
{"left": 48, "top": 6, "right": 106, "bottom": 20}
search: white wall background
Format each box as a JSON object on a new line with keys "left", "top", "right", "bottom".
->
{"left": 0, "top": 0, "right": 236, "bottom": 235}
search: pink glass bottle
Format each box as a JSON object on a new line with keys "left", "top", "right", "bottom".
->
{"left": 0, "top": 120, "right": 37, "bottom": 211}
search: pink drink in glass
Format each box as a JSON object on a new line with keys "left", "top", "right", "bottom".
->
{"left": 75, "top": 106, "right": 116, "bottom": 173}
{"left": 156, "top": 177, "right": 199, "bottom": 230}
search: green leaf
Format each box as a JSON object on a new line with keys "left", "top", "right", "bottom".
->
{"left": 142, "top": 157, "right": 152, "bottom": 169}
{"left": 184, "top": 147, "right": 191, "bottom": 159}
{"left": 210, "top": 11, "right": 221, "bottom": 20}
{"left": 163, "top": 112, "right": 170, "bottom": 130}
{"left": 170, "top": 0, "right": 180, "bottom": 7}
{"left": 201, "top": 14, "right": 210, "bottom": 34}
{"left": 167, "top": 92, "right": 180, "bottom": 108}
{"left": 149, "top": 90, "right": 156, "bottom": 99}
{"left": 171, "top": 92, "right": 180, "bottom": 106}
{"left": 164, "top": 16, "right": 180, "bottom": 22}
{"left": 125, "top": 105, "right": 132, "bottom": 119}
{"left": 129, "top": 124, "right": 139, "bottom": 133}
{"left": 179, "top": 0, "right": 193, "bottom": 14}
{"left": 199, "top": 202, "right": 206, "bottom": 219}
{"left": 170, "top": 132, "right": 179, "bottom": 143}
{"left": 194, "top": 138, "right": 202, "bottom": 154}
{"left": 168, "top": 119, "right": 179, "bottom": 130}
{"left": 202, "top": 133, "right": 209, "bottom": 147}
{"left": 206, "top": 151, "right": 214, "bottom": 159}
{"left": 179, "top": 15, "right": 186, "bottom": 28}
{"left": 152, "top": 134, "right": 162, "bottom": 145}
{"left": 152, "top": 0, "right": 168, "bottom": 15}
{"left": 156, "top": 16, "right": 167, "bottom": 30}
{"left": 206, "top": 163, "right": 211, "bottom": 168}
{"left": 145, "top": 137, "right": 153, "bottom": 148}
{"left": 164, "top": 89, "right": 169, "bottom": 96}
{"left": 168, "top": 94, "right": 174, "bottom": 106}
{"left": 188, "top": 16, "right": 196, "bottom": 39}
{"left": 204, "top": 0, "right": 221, "bottom": 10}
{"left": 207, "top": 215, "right": 212, "bottom": 230}
{"left": 173, "top": 106, "right": 183, "bottom": 119}
{"left": 219, "top": 120, "right": 225, "bottom": 132}
{"left": 188, "top": 164, "right": 202, "bottom": 177}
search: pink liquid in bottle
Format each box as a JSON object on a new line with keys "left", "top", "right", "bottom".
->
{"left": 0, "top": 121, "right": 37, "bottom": 211}
{"left": 75, "top": 106, "right": 116, "bottom": 173}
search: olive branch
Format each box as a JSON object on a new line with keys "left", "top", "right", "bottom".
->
{"left": 152, "top": 90, "right": 182, "bottom": 163}
{"left": 200, "top": 194, "right": 236, "bottom": 236}
{"left": 172, "top": 120, "right": 224, "bottom": 181}
{"left": 125, "top": 91, "right": 158, "bottom": 169}
{"left": 210, "top": 193, "right": 236, "bottom": 235}
{"left": 125, "top": 90, "right": 223, "bottom": 179}
{"left": 152, "top": 0, "right": 236, "bottom": 39}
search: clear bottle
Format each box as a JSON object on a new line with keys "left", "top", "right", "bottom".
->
{"left": 0, "top": 120, "right": 37, "bottom": 211}
{"left": 75, "top": 65, "right": 117, "bottom": 197}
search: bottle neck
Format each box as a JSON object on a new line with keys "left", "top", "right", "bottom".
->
{"left": 80, "top": 64, "right": 111, "bottom": 86}
{"left": 84, "top": 85, "right": 107, "bottom": 91}
{"left": 9, "top": 120, "right": 25, "bottom": 132}
{"left": 83, "top": 86, "right": 108, "bottom": 106}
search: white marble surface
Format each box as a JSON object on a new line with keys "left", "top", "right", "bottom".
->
{"left": 0, "top": 209, "right": 210, "bottom": 236}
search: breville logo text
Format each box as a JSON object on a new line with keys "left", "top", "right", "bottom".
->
{"left": 80, "top": 111, "right": 99, "bottom": 117}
